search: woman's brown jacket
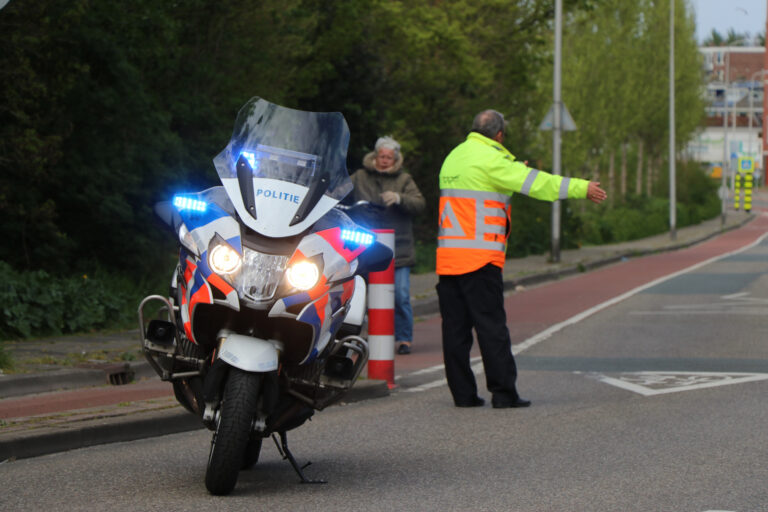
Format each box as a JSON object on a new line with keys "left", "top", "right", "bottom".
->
{"left": 349, "top": 151, "right": 425, "bottom": 268}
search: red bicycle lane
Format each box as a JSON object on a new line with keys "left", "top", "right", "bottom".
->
{"left": 0, "top": 379, "right": 174, "bottom": 419}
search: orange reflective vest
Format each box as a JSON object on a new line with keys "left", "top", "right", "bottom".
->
{"left": 436, "top": 133, "right": 589, "bottom": 275}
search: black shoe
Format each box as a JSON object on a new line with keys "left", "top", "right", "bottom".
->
{"left": 397, "top": 343, "right": 411, "bottom": 355}
{"left": 492, "top": 397, "right": 531, "bottom": 409}
{"left": 455, "top": 396, "right": 485, "bottom": 408}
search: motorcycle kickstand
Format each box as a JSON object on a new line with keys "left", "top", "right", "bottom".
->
{"left": 272, "top": 431, "right": 327, "bottom": 484}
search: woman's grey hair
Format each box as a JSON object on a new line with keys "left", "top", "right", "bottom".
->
{"left": 375, "top": 135, "right": 401, "bottom": 159}
{"left": 471, "top": 109, "right": 507, "bottom": 139}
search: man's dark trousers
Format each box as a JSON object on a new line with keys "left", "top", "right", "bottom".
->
{"left": 436, "top": 263, "right": 521, "bottom": 404}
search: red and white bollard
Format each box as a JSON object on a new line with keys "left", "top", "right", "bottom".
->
{"left": 367, "top": 229, "right": 395, "bottom": 388}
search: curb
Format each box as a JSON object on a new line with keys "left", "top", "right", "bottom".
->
{"left": 0, "top": 368, "right": 106, "bottom": 399}
{"left": 0, "top": 406, "right": 202, "bottom": 461}
{"left": 0, "top": 379, "right": 389, "bottom": 461}
{"left": 0, "top": 361, "right": 160, "bottom": 399}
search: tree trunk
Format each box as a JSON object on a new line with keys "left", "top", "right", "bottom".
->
{"left": 608, "top": 149, "right": 615, "bottom": 207}
{"left": 636, "top": 140, "right": 644, "bottom": 195}
{"left": 620, "top": 142, "right": 627, "bottom": 199}
{"left": 582, "top": 158, "right": 600, "bottom": 214}
{"left": 646, "top": 155, "right": 653, "bottom": 197}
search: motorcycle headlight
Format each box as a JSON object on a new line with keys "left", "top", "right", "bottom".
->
{"left": 235, "top": 248, "right": 288, "bottom": 300}
{"left": 209, "top": 243, "right": 242, "bottom": 274}
{"left": 286, "top": 260, "right": 320, "bottom": 291}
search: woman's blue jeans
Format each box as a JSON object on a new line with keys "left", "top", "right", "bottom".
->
{"left": 394, "top": 266, "right": 413, "bottom": 343}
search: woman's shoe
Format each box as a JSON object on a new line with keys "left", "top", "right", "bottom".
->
{"left": 397, "top": 343, "right": 411, "bottom": 355}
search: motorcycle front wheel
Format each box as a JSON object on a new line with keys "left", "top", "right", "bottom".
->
{"left": 205, "top": 367, "right": 262, "bottom": 495}
{"left": 241, "top": 436, "right": 263, "bottom": 470}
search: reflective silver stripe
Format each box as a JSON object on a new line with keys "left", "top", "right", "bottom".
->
{"left": 559, "top": 177, "right": 571, "bottom": 199}
{"left": 440, "top": 188, "right": 509, "bottom": 202}
{"left": 520, "top": 169, "right": 539, "bottom": 196}
{"left": 438, "top": 188, "right": 510, "bottom": 252}
{"left": 478, "top": 198, "right": 506, "bottom": 237}
{"left": 438, "top": 199, "right": 465, "bottom": 238}
{"left": 438, "top": 238, "right": 505, "bottom": 251}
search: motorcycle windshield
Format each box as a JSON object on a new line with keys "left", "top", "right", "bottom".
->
{"left": 213, "top": 97, "right": 353, "bottom": 237}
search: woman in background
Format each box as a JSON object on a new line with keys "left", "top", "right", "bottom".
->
{"left": 349, "top": 136, "right": 425, "bottom": 354}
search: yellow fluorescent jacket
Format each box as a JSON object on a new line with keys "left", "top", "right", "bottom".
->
{"left": 437, "top": 132, "right": 589, "bottom": 275}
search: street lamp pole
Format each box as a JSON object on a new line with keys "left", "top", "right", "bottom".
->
{"left": 669, "top": 0, "right": 676, "bottom": 241}
{"left": 551, "top": 0, "right": 563, "bottom": 262}
{"left": 748, "top": 69, "right": 765, "bottom": 157}
{"left": 764, "top": 8, "right": 768, "bottom": 186}
{"left": 721, "top": 50, "right": 730, "bottom": 227}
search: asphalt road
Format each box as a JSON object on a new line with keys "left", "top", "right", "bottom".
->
{"left": 2, "top": 224, "right": 767, "bottom": 511}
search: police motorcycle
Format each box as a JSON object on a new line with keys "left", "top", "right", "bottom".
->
{"left": 138, "top": 97, "right": 392, "bottom": 495}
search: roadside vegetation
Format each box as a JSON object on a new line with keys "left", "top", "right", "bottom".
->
{"left": 1, "top": 0, "right": 715, "bottom": 340}
{"left": 0, "top": 261, "right": 170, "bottom": 341}
{"left": 0, "top": 343, "right": 12, "bottom": 371}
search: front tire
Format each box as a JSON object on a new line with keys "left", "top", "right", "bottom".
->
{"left": 205, "top": 368, "right": 262, "bottom": 495}
{"left": 241, "top": 436, "right": 263, "bottom": 470}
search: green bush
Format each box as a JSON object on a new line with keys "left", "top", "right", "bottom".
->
{"left": 0, "top": 261, "right": 171, "bottom": 340}
{"left": 413, "top": 239, "right": 437, "bottom": 274}
{"left": 506, "top": 196, "right": 551, "bottom": 257}
{"left": 0, "top": 343, "right": 12, "bottom": 370}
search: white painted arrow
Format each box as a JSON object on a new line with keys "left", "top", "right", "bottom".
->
{"left": 587, "top": 371, "right": 768, "bottom": 396}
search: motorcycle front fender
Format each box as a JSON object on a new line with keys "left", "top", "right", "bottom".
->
{"left": 218, "top": 333, "right": 282, "bottom": 372}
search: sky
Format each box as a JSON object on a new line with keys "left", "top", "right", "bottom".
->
{"left": 691, "top": 0, "right": 767, "bottom": 43}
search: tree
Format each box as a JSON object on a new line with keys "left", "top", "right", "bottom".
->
{"left": 295, "top": 0, "right": 562, "bottom": 242}
{"left": 533, "top": 0, "right": 705, "bottom": 207}
{"left": 725, "top": 28, "right": 749, "bottom": 46}
{"left": 702, "top": 28, "right": 724, "bottom": 47}
{"left": 0, "top": 0, "right": 316, "bottom": 273}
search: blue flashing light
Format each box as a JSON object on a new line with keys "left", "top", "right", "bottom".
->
{"left": 341, "top": 228, "right": 374, "bottom": 246}
{"left": 241, "top": 151, "right": 259, "bottom": 171}
{"left": 173, "top": 195, "right": 208, "bottom": 213}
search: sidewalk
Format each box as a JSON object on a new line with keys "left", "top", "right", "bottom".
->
{"left": 0, "top": 200, "right": 762, "bottom": 461}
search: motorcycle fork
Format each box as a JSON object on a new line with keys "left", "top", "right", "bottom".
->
{"left": 201, "top": 358, "right": 229, "bottom": 428}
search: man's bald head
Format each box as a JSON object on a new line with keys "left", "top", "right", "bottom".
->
{"left": 471, "top": 109, "right": 507, "bottom": 140}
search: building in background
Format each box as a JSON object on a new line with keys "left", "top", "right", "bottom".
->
{"left": 687, "top": 46, "right": 764, "bottom": 182}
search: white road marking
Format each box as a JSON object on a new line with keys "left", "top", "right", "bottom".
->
{"left": 630, "top": 292, "right": 768, "bottom": 316}
{"left": 400, "top": 230, "right": 768, "bottom": 393}
{"left": 722, "top": 291, "right": 749, "bottom": 299}
{"left": 589, "top": 371, "right": 768, "bottom": 396}
{"left": 630, "top": 309, "right": 768, "bottom": 315}
{"left": 401, "top": 359, "right": 483, "bottom": 393}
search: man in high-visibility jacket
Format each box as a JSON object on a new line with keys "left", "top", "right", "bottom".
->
{"left": 436, "top": 109, "right": 607, "bottom": 408}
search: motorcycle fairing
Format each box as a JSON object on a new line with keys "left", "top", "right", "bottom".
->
{"left": 267, "top": 225, "right": 367, "bottom": 363}
{"left": 179, "top": 254, "right": 213, "bottom": 343}
{"left": 218, "top": 333, "right": 280, "bottom": 372}
{"left": 173, "top": 193, "right": 242, "bottom": 321}
{"left": 268, "top": 224, "right": 366, "bottom": 316}
{"left": 168, "top": 188, "right": 241, "bottom": 258}
{"left": 294, "top": 279, "right": 356, "bottom": 363}
{"left": 220, "top": 176, "right": 340, "bottom": 238}
{"left": 179, "top": 253, "right": 240, "bottom": 346}
{"left": 213, "top": 98, "right": 353, "bottom": 239}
